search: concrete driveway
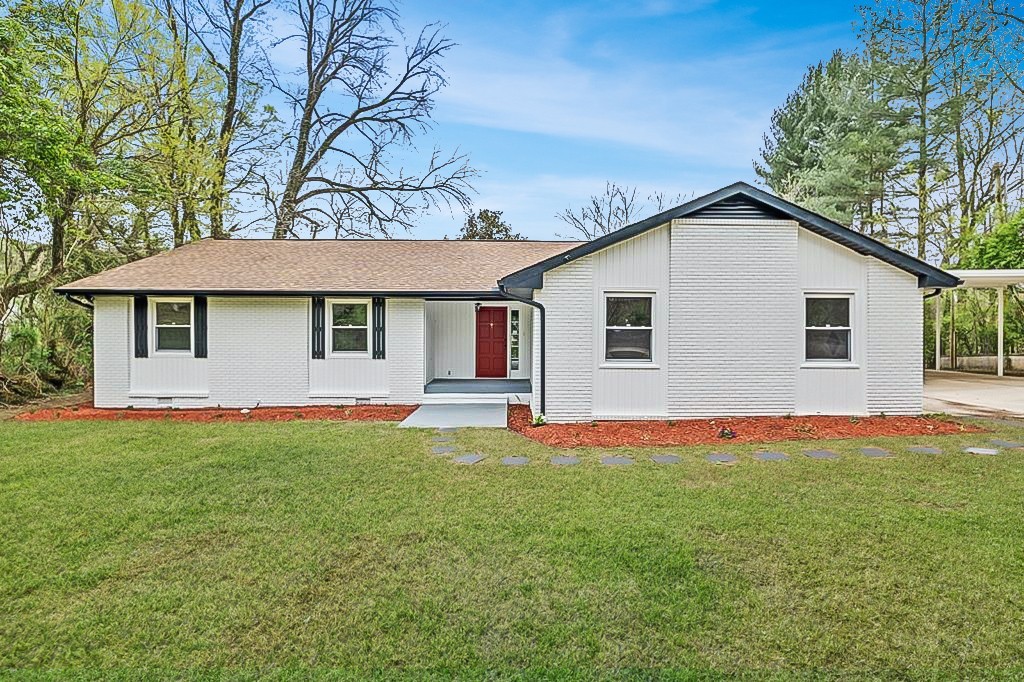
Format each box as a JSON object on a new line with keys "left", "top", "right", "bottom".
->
{"left": 924, "top": 370, "right": 1024, "bottom": 419}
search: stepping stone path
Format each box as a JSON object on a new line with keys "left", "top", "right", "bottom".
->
{"left": 651, "top": 454, "right": 681, "bottom": 465}
{"left": 990, "top": 439, "right": 1024, "bottom": 449}
{"left": 754, "top": 451, "right": 789, "bottom": 462}
{"left": 860, "top": 447, "right": 892, "bottom": 458}
{"left": 432, "top": 436, "right": 453, "bottom": 443}
{"left": 908, "top": 446, "right": 942, "bottom": 454}
{"left": 551, "top": 455, "right": 580, "bottom": 467}
{"left": 601, "top": 455, "right": 634, "bottom": 466}
{"left": 706, "top": 453, "right": 738, "bottom": 465}
{"left": 431, "top": 446, "right": 456, "bottom": 456}
{"left": 453, "top": 453, "right": 485, "bottom": 465}
{"left": 502, "top": 456, "right": 529, "bottom": 466}
{"left": 805, "top": 449, "right": 840, "bottom": 460}
{"left": 964, "top": 447, "right": 1000, "bottom": 456}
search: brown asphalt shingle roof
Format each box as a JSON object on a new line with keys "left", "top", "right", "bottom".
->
{"left": 56, "top": 239, "right": 583, "bottom": 295}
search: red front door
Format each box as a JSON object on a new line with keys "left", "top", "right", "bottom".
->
{"left": 475, "top": 306, "right": 508, "bottom": 378}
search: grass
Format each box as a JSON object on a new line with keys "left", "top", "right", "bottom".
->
{"left": 1, "top": 417, "right": 1024, "bottom": 679}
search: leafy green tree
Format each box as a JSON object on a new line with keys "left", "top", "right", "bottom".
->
{"left": 457, "top": 209, "right": 523, "bottom": 240}
{"left": 964, "top": 209, "right": 1024, "bottom": 270}
{"left": 755, "top": 50, "right": 910, "bottom": 234}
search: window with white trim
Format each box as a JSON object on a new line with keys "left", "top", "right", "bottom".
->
{"left": 331, "top": 300, "right": 369, "bottom": 354}
{"left": 510, "top": 309, "right": 520, "bottom": 371}
{"left": 605, "top": 294, "right": 653, "bottom": 361}
{"left": 805, "top": 295, "right": 852, "bottom": 362}
{"left": 153, "top": 298, "right": 192, "bottom": 353}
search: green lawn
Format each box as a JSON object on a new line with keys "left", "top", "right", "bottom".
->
{"left": 2, "top": 418, "right": 1023, "bottom": 680}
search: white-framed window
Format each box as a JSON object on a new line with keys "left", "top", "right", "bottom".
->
{"left": 510, "top": 309, "right": 520, "bottom": 371}
{"left": 804, "top": 294, "right": 852, "bottom": 362}
{"left": 330, "top": 299, "right": 370, "bottom": 355}
{"left": 151, "top": 297, "right": 193, "bottom": 354}
{"left": 604, "top": 293, "right": 654, "bottom": 362}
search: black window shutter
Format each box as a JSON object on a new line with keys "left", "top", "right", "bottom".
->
{"left": 372, "top": 297, "right": 385, "bottom": 359}
{"left": 312, "top": 296, "right": 325, "bottom": 359}
{"left": 194, "top": 296, "right": 208, "bottom": 358}
{"left": 133, "top": 295, "right": 148, "bottom": 358}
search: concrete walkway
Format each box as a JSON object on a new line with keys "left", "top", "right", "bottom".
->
{"left": 924, "top": 370, "right": 1024, "bottom": 419}
{"left": 398, "top": 402, "right": 507, "bottom": 429}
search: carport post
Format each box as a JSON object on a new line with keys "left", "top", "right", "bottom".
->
{"left": 934, "top": 291, "right": 942, "bottom": 371}
{"left": 998, "top": 286, "right": 1005, "bottom": 377}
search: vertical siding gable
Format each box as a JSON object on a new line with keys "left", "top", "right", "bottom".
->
{"left": 590, "top": 226, "right": 670, "bottom": 418}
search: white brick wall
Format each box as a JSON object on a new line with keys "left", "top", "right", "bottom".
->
{"left": 92, "top": 295, "right": 424, "bottom": 408}
{"left": 536, "top": 258, "right": 594, "bottom": 422}
{"left": 386, "top": 298, "right": 425, "bottom": 403}
{"left": 93, "top": 297, "right": 131, "bottom": 408}
{"left": 866, "top": 261, "right": 923, "bottom": 415}
{"left": 207, "top": 297, "right": 309, "bottom": 407}
{"left": 667, "top": 219, "right": 801, "bottom": 417}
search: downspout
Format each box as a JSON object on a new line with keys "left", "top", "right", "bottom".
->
{"left": 923, "top": 288, "right": 942, "bottom": 300}
{"left": 62, "top": 293, "right": 95, "bottom": 310}
{"left": 497, "top": 284, "right": 545, "bottom": 415}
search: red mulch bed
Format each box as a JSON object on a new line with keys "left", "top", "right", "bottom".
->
{"left": 508, "top": 404, "right": 979, "bottom": 448}
{"left": 15, "top": 403, "right": 417, "bottom": 423}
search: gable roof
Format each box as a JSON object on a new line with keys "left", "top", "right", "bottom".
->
{"left": 55, "top": 239, "right": 582, "bottom": 297}
{"left": 499, "top": 182, "right": 961, "bottom": 290}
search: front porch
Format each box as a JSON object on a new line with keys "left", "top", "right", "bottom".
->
{"left": 423, "top": 300, "right": 534, "bottom": 406}
{"left": 425, "top": 378, "right": 531, "bottom": 394}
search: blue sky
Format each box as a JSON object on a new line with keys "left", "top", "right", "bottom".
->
{"left": 290, "top": 1, "right": 863, "bottom": 239}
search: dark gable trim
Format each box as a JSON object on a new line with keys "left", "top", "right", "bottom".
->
{"left": 133, "top": 295, "right": 148, "bottom": 358}
{"left": 499, "top": 182, "right": 961, "bottom": 290}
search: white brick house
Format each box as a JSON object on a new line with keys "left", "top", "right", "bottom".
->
{"left": 57, "top": 182, "right": 960, "bottom": 421}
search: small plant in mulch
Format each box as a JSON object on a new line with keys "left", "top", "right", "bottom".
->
{"left": 294, "top": 412, "right": 304, "bottom": 419}
{"left": 532, "top": 413, "right": 547, "bottom": 427}
{"left": 849, "top": 416, "right": 860, "bottom": 424}
{"left": 795, "top": 423, "right": 816, "bottom": 435}
{"left": 717, "top": 426, "right": 736, "bottom": 440}
{"left": 589, "top": 421, "right": 599, "bottom": 427}
{"left": 667, "top": 420, "right": 676, "bottom": 427}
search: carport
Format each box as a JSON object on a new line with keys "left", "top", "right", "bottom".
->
{"left": 933, "top": 269, "right": 1024, "bottom": 376}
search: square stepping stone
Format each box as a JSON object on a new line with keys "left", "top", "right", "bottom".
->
{"left": 601, "top": 455, "right": 634, "bottom": 466}
{"left": 437, "top": 427, "right": 458, "bottom": 433}
{"left": 453, "top": 453, "right": 484, "bottom": 465}
{"left": 990, "top": 439, "right": 1024, "bottom": 449}
{"left": 908, "top": 446, "right": 942, "bottom": 455}
{"left": 754, "top": 451, "right": 789, "bottom": 462}
{"left": 550, "top": 455, "right": 580, "bottom": 466}
{"left": 706, "top": 452, "right": 738, "bottom": 465}
{"left": 431, "top": 446, "right": 455, "bottom": 456}
{"left": 804, "top": 449, "right": 839, "bottom": 460}
{"left": 860, "top": 447, "right": 892, "bottom": 458}
{"left": 501, "top": 456, "right": 529, "bottom": 466}
{"left": 964, "top": 447, "right": 999, "bottom": 456}
{"left": 651, "top": 454, "right": 681, "bottom": 465}
{"left": 432, "top": 436, "right": 453, "bottom": 443}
